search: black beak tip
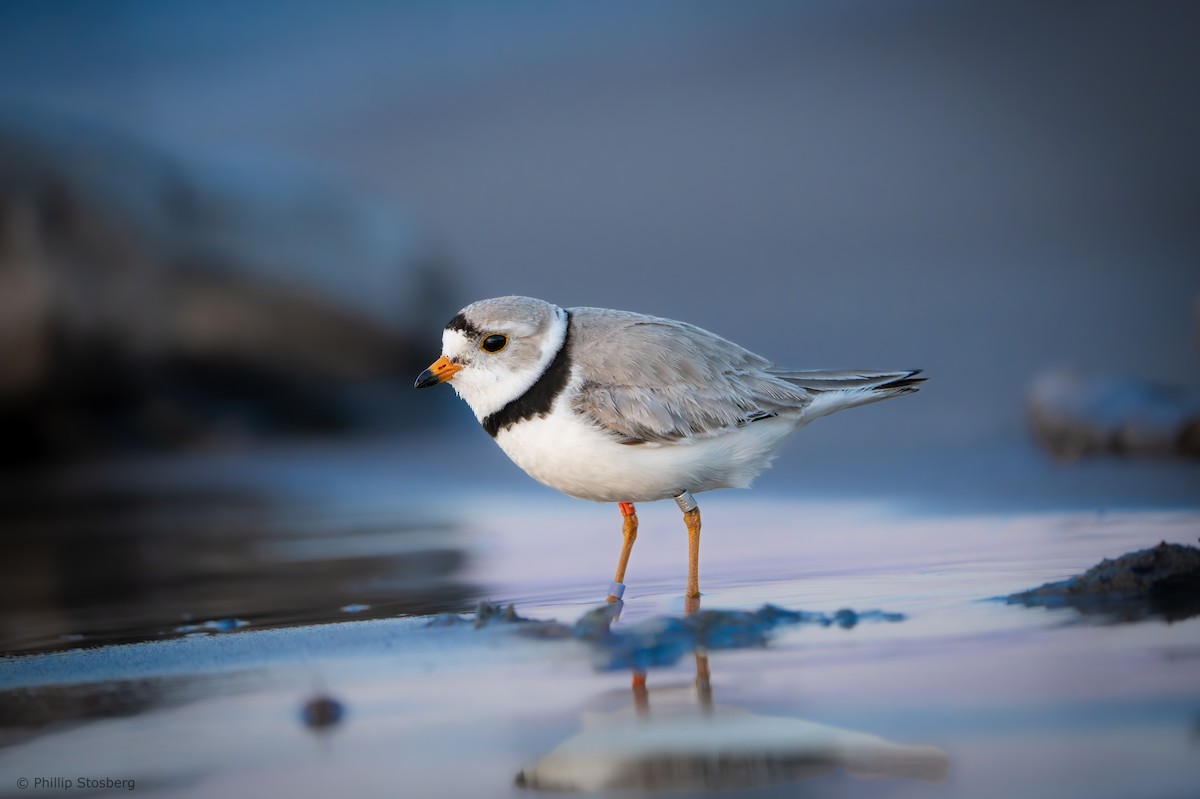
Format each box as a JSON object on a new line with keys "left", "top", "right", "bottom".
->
{"left": 414, "top": 369, "right": 438, "bottom": 389}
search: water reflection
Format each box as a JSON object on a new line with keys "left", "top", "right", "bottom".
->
{"left": 517, "top": 599, "right": 947, "bottom": 793}
{"left": 0, "top": 486, "right": 474, "bottom": 655}
{"left": 0, "top": 672, "right": 247, "bottom": 750}
{"left": 516, "top": 654, "right": 948, "bottom": 792}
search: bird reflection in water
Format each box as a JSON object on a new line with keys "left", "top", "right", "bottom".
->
{"left": 516, "top": 598, "right": 948, "bottom": 793}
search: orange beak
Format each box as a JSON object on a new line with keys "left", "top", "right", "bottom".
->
{"left": 414, "top": 355, "right": 462, "bottom": 388}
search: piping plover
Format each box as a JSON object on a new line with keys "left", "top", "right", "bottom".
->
{"left": 415, "top": 296, "right": 923, "bottom": 607}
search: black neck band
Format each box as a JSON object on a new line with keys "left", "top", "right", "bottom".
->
{"left": 482, "top": 312, "right": 573, "bottom": 438}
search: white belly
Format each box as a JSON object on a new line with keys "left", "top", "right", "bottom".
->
{"left": 492, "top": 401, "right": 800, "bottom": 503}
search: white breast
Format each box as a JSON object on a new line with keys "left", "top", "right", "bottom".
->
{"left": 493, "top": 393, "right": 800, "bottom": 503}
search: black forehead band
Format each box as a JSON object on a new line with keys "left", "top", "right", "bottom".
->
{"left": 446, "top": 312, "right": 484, "bottom": 339}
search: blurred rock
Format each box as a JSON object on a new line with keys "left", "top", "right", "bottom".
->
{"left": 1027, "top": 370, "right": 1200, "bottom": 460}
{"left": 0, "top": 110, "right": 451, "bottom": 462}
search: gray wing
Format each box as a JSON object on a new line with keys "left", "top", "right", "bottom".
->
{"left": 566, "top": 307, "right": 816, "bottom": 444}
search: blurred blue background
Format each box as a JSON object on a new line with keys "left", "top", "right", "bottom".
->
{"left": 0, "top": 0, "right": 1196, "bottom": 489}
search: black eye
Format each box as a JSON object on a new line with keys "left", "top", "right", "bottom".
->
{"left": 481, "top": 334, "right": 508, "bottom": 353}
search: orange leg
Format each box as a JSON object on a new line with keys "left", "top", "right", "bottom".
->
{"left": 680, "top": 494, "right": 701, "bottom": 612}
{"left": 607, "top": 502, "right": 638, "bottom": 602}
{"left": 681, "top": 507, "right": 710, "bottom": 712}
{"left": 686, "top": 499, "right": 700, "bottom": 604}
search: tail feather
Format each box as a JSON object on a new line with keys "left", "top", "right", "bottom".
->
{"left": 773, "top": 368, "right": 925, "bottom": 391}
{"left": 775, "top": 369, "right": 925, "bottom": 419}
{"left": 874, "top": 370, "right": 927, "bottom": 392}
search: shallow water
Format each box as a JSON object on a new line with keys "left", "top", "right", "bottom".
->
{"left": 1, "top": 448, "right": 1198, "bottom": 799}
{"left": 0, "top": 485, "right": 473, "bottom": 656}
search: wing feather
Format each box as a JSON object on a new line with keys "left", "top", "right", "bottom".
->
{"left": 566, "top": 308, "right": 814, "bottom": 443}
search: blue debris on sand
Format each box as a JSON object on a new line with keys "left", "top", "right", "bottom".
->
{"left": 427, "top": 601, "right": 570, "bottom": 633}
{"left": 577, "top": 604, "right": 904, "bottom": 671}
{"left": 174, "top": 618, "right": 250, "bottom": 634}
{"left": 429, "top": 601, "right": 905, "bottom": 671}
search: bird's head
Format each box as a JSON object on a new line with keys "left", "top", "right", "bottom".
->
{"left": 414, "top": 296, "right": 569, "bottom": 421}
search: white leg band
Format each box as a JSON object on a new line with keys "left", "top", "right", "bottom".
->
{"left": 607, "top": 581, "right": 626, "bottom": 599}
{"left": 674, "top": 491, "right": 698, "bottom": 513}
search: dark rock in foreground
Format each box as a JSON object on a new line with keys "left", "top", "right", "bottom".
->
{"left": 1007, "top": 542, "right": 1200, "bottom": 622}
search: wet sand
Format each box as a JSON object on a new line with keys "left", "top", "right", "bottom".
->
{"left": 2, "top": 452, "right": 1198, "bottom": 798}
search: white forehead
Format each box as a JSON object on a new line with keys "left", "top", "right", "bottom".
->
{"left": 441, "top": 328, "right": 473, "bottom": 355}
